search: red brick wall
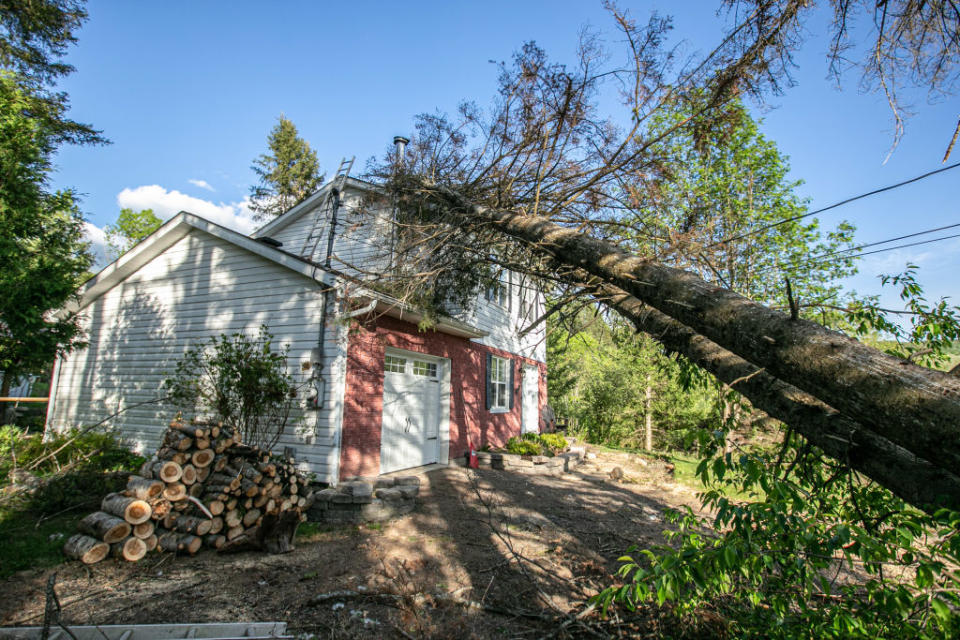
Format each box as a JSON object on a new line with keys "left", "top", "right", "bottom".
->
{"left": 339, "top": 314, "right": 547, "bottom": 479}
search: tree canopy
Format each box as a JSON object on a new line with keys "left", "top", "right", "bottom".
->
{"left": 249, "top": 116, "right": 324, "bottom": 221}
{"left": 104, "top": 208, "right": 162, "bottom": 259}
{"left": 0, "top": 0, "right": 103, "bottom": 145}
{"left": 0, "top": 72, "right": 92, "bottom": 394}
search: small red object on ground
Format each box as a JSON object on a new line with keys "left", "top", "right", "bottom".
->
{"left": 467, "top": 440, "right": 479, "bottom": 469}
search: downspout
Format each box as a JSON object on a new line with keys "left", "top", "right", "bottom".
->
{"left": 311, "top": 273, "right": 337, "bottom": 483}
{"left": 343, "top": 296, "right": 378, "bottom": 319}
{"left": 323, "top": 187, "right": 343, "bottom": 269}
{"left": 311, "top": 185, "right": 344, "bottom": 482}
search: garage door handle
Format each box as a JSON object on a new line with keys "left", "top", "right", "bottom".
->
{"left": 427, "top": 436, "right": 438, "bottom": 440}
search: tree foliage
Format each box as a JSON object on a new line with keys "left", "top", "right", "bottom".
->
{"left": 0, "top": 72, "right": 91, "bottom": 393}
{"left": 633, "top": 94, "right": 857, "bottom": 310}
{"left": 163, "top": 326, "right": 299, "bottom": 450}
{"left": 103, "top": 208, "right": 162, "bottom": 259}
{"left": 249, "top": 116, "right": 324, "bottom": 221}
{"left": 0, "top": 0, "right": 103, "bottom": 145}
{"left": 547, "top": 313, "right": 711, "bottom": 451}
{"left": 358, "top": 4, "right": 960, "bottom": 634}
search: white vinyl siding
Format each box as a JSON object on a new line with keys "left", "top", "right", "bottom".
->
{"left": 262, "top": 191, "right": 393, "bottom": 280}
{"left": 462, "top": 271, "right": 547, "bottom": 362}
{"left": 47, "top": 229, "right": 346, "bottom": 482}
{"left": 259, "top": 183, "right": 547, "bottom": 362}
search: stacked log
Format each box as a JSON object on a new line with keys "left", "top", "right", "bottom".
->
{"left": 63, "top": 418, "right": 314, "bottom": 564}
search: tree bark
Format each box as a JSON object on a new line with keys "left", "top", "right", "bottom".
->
{"left": 429, "top": 187, "right": 960, "bottom": 474}
{"left": 602, "top": 286, "right": 960, "bottom": 511}
{"left": 78, "top": 511, "right": 131, "bottom": 543}
{"left": 63, "top": 534, "right": 109, "bottom": 564}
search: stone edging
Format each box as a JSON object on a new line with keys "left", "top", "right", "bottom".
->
{"left": 453, "top": 446, "right": 587, "bottom": 475}
{"left": 308, "top": 475, "right": 420, "bottom": 524}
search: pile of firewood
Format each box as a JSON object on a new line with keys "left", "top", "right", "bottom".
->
{"left": 63, "top": 418, "right": 313, "bottom": 564}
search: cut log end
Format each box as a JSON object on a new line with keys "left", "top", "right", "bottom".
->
{"left": 64, "top": 534, "right": 109, "bottom": 564}
{"left": 111, "top": 536, "right": 147, "bottom": 562}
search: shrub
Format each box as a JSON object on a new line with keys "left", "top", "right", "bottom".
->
{"left": 164, "top": 325, "right": 299, "bottom": 450}
{"left": 539, "top": 433, "right": 568, "bottom": 454}
{"left": 505, "top": 436, "right": 541, "bottom": 456}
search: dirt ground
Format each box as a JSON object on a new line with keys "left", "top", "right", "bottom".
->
{"left": 0, "top": 446, "right": 707, "bottom": 639}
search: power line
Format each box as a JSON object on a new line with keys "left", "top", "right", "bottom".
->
{"left": 707, "top": 161, "right": 960, "bottom": 249}
{"left": 756, "top": 221, "right": 960, "bottom": 277}
{"left": 770, "top": 231, "right": 960, "bottom": 276}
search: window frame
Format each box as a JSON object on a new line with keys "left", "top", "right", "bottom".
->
{"left": 487, "top": 355, "right": 511, "bottom": 413}
{"left": 485, "top": 271, "right": 510, "bottom": 310}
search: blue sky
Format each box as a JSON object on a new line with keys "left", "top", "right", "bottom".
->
{"left": 53, "top": 1, "right": 958, "bottom": 311}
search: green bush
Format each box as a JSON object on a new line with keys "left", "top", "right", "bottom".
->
{"left": 0, "top": 424, "right": 143, "bottom": 481}
{"left": 505, "top": 436, "right": 542, "bottom": 456}
{"left": 539, "top": 433, "right": 568, "bottom": 454}
{"left": 164, "top": 325, "right": 299, "bottom": 450}
{"left": 503, "top": 433, "right": 569, "bottom": 457}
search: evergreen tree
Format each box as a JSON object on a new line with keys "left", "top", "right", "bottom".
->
{"left": 0, "top": 0, "right": 104, "bottom": 145}
{"left": 0, "top": 73, "right": 92, "bottom": 397}
{"left": 249, "top": 116, "right": 324, "bottom": 221}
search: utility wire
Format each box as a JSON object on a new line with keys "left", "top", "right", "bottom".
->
{"left": 755, "top": 221, "right": 960, "bottom": 277}
{"left": 768, "top": 232, "right": 960, "bottom": 276}
{"left": 707, "top": 161, "right": 960, "bottom": 249}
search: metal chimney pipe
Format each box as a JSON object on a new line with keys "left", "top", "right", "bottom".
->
{"left": 393, "top": 135, "right": 409, "bottom": 161}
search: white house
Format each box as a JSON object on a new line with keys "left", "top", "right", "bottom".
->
{"left": 45, "top": 174, "right": 547, "bottom": 482}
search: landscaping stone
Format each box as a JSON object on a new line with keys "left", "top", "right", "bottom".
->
{"left": 308, "top": 476, "right": 421, "bottom": 525}
{"left": 397, "top": 485, "right": 419, "bottom": 499}
{"left": 376, "top": 487, "right": 404, "bottom": 502}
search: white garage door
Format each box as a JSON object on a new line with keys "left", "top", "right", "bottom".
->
{"left": 380, "top": 350, "right": 442, "bottom": 474}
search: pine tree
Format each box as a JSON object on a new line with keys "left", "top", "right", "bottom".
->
{"left": 0, "top": 73, "right": 92, "bottom": 397}
{"left": 249, "top": 116, "right": 324, "bottom": 221}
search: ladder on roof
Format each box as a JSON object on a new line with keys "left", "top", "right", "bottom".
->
{"left": 299, "top": 156, "right": 355, "bottom": 264}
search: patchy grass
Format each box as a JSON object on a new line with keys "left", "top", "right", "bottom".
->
{"left": 0, "top": 509, "right": 79, "bottom": 577}
{"left": 661, "top": 451, "right": 702, "bottom": 489}
{"left": 0, "top": 425, "right": 143, "bottom": 578}
{"left": 586, "top": 443, "right": 758, "bottom": 500}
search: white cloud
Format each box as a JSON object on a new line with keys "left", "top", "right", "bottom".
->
{"left": 117, "top": 185, "right": 258, "bottom": 235}
{"left": 83, "top": 221, "right": 109, "bottom": 269}
{"left": 188, "top": 178, "right": 215, "bottom": 192}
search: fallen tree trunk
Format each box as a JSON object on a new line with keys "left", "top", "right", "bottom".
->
{"left": 426, "top": 185, "right": 960, "bottom": 474}
{"left": 601, "top": 286, "right": 960, "bottom": 511}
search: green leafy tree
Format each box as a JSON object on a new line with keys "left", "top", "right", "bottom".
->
{"left": 599, "top": 274, "right": 960, "bottom": 638}
{"left": 163, "top": 326, "right": 300, "bottom": 450}
{"left": 547, "top": 312, "right": 711, "bottom": 451}
{"left": 103, "top": 208, "right": 162, "bottom": 259}
{"left": 632, "top": 95, "right": 857, "bottom": 310}
{"left": 249, "top": 116, "right": 324, "bottom": 221}
{"left": 0, "top": 72, "right": 92, "bottom": 397}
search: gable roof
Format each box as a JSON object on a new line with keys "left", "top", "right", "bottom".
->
{"left": 72, "top": 211, "right": 336, "bottom": 312}
{"left": 73, "top": 210, "right": 488, "bottom": 339}
{"left": 251, "top": 176, "right": 381, "bottom": 240}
